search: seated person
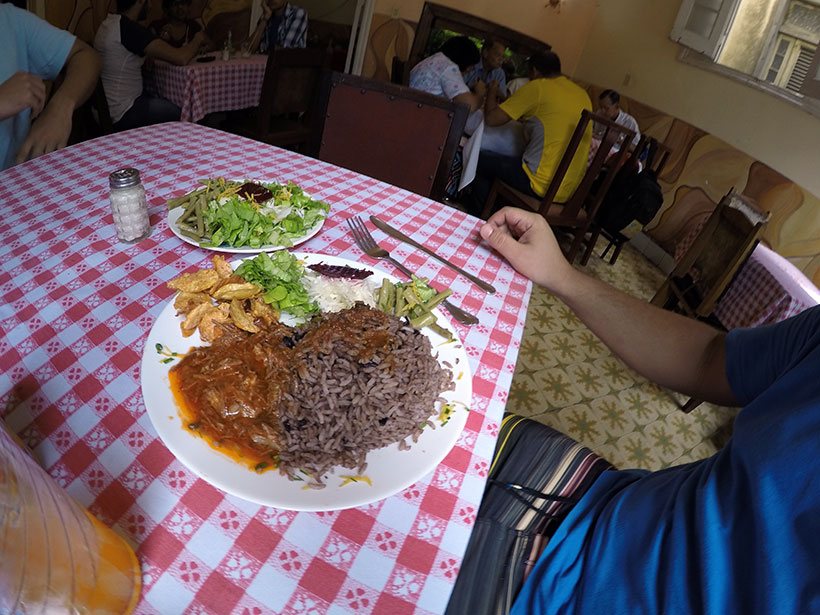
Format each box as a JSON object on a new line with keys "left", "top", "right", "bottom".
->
{"left": 597, "top": 88, "right": 640, "bottom": 151}
{"left": 95, "top": 0, "right": 206, "bottom": 131}
{"left": 247, "top": 0, "right": 307, "bottom": 52}
{"left": 467, "top": 51, "right": 592, "bottom": 216}
{"left": 408, "top": 36, "right": 485, "bottom": 112}
{"left": 150, "top": 0, "right": 202, "bottom": 48}
{"left": 448, "top": 205, "right": 820, "bottom": 613}
{"left": 506, "top": 75, "right": 529, "bottom": 96}
{"left": 463, "top": 36, "right": 508, "bottom": 98}
{"left": 0, "top": 3, "right": 100, "bottom": 169}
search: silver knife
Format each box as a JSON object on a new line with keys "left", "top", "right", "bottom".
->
{"left": 370, "top": 215, "right": 496, "bottom": 294}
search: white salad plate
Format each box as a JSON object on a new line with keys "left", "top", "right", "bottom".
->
{"left": 140, "top": 252, "right": 472, "bottom": 511}
{"left": 166, "top": 185, "right": 326, "bottom": 254}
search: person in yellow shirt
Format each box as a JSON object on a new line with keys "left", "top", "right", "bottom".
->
{"left": 468, "top": 51, "right": 592, "bottom": 217}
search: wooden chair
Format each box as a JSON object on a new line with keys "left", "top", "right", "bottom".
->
{"left": 588, "top": 136, "right": 673, "bottom": 265}
{"left": 315, "top": 71, "right": 469, "bottom": 201}
{"left": 68, "top": 80, "right": 112, "bottom": 144}
{"left": 651, "top": 189, "right": 770, "bottom": 319}
{"left": 481, "top": 109, "right": 635, "bottom": 264}
{"left": 651, "top": 190, "right": 769, "bottom": 413}
{"left": 236, "top": 47, "right": 331, "bottom": 155}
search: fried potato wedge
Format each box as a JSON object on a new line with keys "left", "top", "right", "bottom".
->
{"left": 168, "top": 269, "right": 220, "bottom": 293}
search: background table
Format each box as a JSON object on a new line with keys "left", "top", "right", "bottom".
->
{"left": 0, "top": 123, "right": 532, "bottom": 614}
{"left": 146, "top": 55, "right": 267, "bottom": 123}
{"left": 713, "top": 242, "right": 820, "bottom": 329}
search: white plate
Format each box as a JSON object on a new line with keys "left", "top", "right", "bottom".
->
{"left": 167, "top": 189, "right": 326, "bottom": 254}
{"left": 140, "top": 252, "right": 472, "bottom": 511}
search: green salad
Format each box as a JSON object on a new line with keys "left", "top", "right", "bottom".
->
{"left": 235, "top": 251, "right": 319, "bottom": 318}
{"left": 168, "top": 179, "right": 330, "bottom": 249}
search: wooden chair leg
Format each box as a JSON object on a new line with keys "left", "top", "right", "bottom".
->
{"left": 565, "top": 228, "right": 586, "bottom": 265}
{"left": 480, "top": 179, "right": 501, "bottom": 220}
{"left": 580, "top": 226, "right": 601, "bottom": 266}
{"left": 610, "top": 241, "right": 624, "bottom": 265}
{"left": 680, "top": 397, "right": 702, "bottom": 413}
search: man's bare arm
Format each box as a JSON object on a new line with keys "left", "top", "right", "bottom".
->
{"left": 16, "top": 38, "right": 100, "bottom": 163}
{"left": 145, "top": 31, "right": 205, "bottom": 66}
{"left": 480, "top": 208, "right": 738, "bottom": 405}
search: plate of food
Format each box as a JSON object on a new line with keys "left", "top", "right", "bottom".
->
{"left": 140, "top": 251, "right": 472, "bottom": 511}
{"left": 166, "top": 179, "right": 329, "bottom": 253}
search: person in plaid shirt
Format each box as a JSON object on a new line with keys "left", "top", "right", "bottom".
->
{"left": 248, "top": 0, "right": 307, "bottom": 52}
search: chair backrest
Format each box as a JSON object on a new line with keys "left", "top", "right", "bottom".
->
{"left": 671, "top": 190, "right": 770, "bottom": 316}
{"left": 625, "top": 135, "right": 671, "bottom": 177}
{"left": 539, "top": 109, "right": 635, "bottom": 224}
{"left": 316, "top": 71, "right": 469, "bottom": 200}
{"left": 256, "top": 47, "right": 332, "bottom": 137}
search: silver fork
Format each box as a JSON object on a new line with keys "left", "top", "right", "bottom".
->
{"left": 347, "top": 216, "right": 479, "bottom": 325}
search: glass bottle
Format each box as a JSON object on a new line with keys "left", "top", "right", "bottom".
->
{"left": 109, "top": 168, "right": 150, "bottom": 243}
{"left": 222, "top": 29, "right": 233, "bottom": 61}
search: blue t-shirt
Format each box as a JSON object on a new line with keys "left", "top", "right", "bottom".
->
{"left": 0, "top": 4, "right": 75, "bottom": 170}
{"left": 513, "top": 306, "right": 820, "bottom": 614}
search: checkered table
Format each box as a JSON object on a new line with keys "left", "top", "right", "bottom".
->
{"left": 674, "top": 224, "right": 819, "bottom": 329}
{"left": 146, "top": 55, "right": 268, "bottom": 123}
{"left": 0, "top": 123, "right": 532, "bottom": 614}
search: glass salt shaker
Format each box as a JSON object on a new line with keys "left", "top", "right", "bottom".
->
{"left": 109, "top": 168, "right": 150, "bottom": 243}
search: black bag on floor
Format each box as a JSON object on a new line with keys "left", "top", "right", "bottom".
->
{"left": 596, "top": 149, "right": 664, "bottom": 234}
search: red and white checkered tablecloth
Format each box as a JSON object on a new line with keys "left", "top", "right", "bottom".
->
{"left": 673, "top": 224, "right": 818, "bottom": 329}
{"left": 146, "top": 55, "right": 267, "bottom": 123}
{"left": 713, "top": 244, "right": 820, "bottom": 330}
{"left": 0, "top": 123, "right": 532, "bottom": 614}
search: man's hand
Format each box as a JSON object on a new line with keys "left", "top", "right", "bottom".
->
{"left": 480, "top": 207, "right": 575, "bottom": 293}
{"left": 15, "top": 98, "right": 73, "bottom": 163}
{"left": 14, "top": 39, "right": 100, "bottom": 164}
{"left": 474, "top": 79, "right": 487, "bottom": 99}
{"left": 0, "top": 72, "right": 46, "bottom": 120}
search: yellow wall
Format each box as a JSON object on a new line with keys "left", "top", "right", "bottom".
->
{"left": 372, "top": 0, "right": 597, "bottom": 75}
{"left": 573, "top": 0, "right": 820, "bottom": 200}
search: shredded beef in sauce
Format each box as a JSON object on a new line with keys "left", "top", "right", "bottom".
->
{"left": 169, "top": 304, "right": 398, "bottom": 460}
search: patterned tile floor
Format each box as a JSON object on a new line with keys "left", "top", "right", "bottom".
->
{"left": 506, "top": 240, "right": 740, "bottom": 470}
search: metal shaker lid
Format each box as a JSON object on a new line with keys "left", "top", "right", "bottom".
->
{"left": 109, "top": 168, "right": 141, "bottom": 189}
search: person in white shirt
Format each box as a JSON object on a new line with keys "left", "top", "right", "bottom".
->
{"left": 95, "top": 0, "right": 205, "bottom": 131}
{"left": 597, "top": 89, "right": 640, "bottom": 150}
{"left": 408, "top": 36, "right": 486, "bottom": 112}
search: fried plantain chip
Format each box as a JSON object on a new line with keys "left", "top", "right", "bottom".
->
{"left": 168, "top": 269, "right": 220, "bottom": 293}
{"left": 229, "top": 299, "right": 260, "bottom": 333}
{"left": 198, "top": 303, "right": 232, "bottom": 342}
{"left": 249, "top": 297, "right": 278, "bottom": 325}
{"left": 180, "top": 301, "right": 214, "bottom": 337}
{"left": 174, "top": 291, "right": 211, "bottom": 314}
{"left": 212, "top": 282, "right": 261, "bottom": 301}
{"left": 212, "top": 254, "right": 233, "bottom": 279}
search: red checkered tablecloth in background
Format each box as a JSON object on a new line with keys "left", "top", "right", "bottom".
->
{"left": 0, "top": 123, "right": 531, "bottom": 614}
{"left": 673, "top": 224, "right": 817, "bottom": 329}
{"left": 147, "top": 55, "right": 268, "bottom": 123}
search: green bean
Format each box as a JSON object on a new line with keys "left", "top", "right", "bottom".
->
{"left": 409, "top": 312, "right": 436, "bottom": 329}
{"left": 429, "top": 322, "right": 453, "bottom": 340}
{"left": 377, "top": 280, "right": 390, "bottom": 310}
{"left": 422, "top": 290, "right": 452, "bottom": 312}
{"left": 394, "top": 287, "right": 405, "bottom": 316}
{"left": 176, "top": 224, "right": 203, "bottom": 241}
{"left": 195, "top": 197, "right": 205, "bottom": 236}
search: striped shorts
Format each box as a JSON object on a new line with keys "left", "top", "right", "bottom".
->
{"left": 445, "top": 414, "right": 612, "bottom": 614}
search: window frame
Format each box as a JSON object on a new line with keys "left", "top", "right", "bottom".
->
{"left": 678, "top": 45, "right": 820, "bottom": 118}
{"left": 674, "top": 0, "right": 820, "bottom": 119}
